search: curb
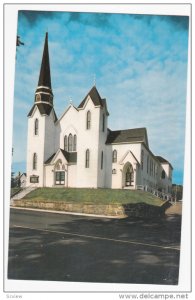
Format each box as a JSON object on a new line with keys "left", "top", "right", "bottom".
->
{"left": 10, "top": 206, "right": 126, "bottom": 219}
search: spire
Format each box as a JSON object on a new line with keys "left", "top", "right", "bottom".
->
{"left": 38, "top": 32, "right": 51, "bottom": 89}
{"left": 34, "top": 32, "right": 53, "bottom": 106}
{"left": 28, "top": 32, "right": 57, "bottom": 119}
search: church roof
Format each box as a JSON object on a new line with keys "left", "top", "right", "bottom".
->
{"left": 44, "top": 149, "right": 77, "bottom": 164}
{"left": 38, "top": 32, "right": 52, "bottom": 89}
{"left": 106, "top": 128, "right": 148, "bottom": 144}
{"left": 155, "top": 156, "right": 173, "bottom": 169}
{"left": 61, "top": 149, "right": 77, "bottom": 163}
{"left": 28, "top": 103, "right": 58, "bottom": 122}
{"left": 78, "top": 86, "right": 109, "bottom": 115}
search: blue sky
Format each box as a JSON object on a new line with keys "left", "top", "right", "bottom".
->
{"left": 12, "top": 10, "right": 189, "bottom": 184}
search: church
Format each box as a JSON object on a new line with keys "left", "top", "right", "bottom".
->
{"left": 26, "top": 33, "right": 173, "bottom": 195}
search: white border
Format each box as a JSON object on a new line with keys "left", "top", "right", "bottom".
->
{"left": 3, "top": 2, "right": 191, "bottom": 294}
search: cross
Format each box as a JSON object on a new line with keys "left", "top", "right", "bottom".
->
{"left": 94, "top": 74, "right": 96, "bottom": 86}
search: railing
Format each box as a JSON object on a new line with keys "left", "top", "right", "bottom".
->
{"left": 136, "top": 185, "right": 173, "bottom": 202}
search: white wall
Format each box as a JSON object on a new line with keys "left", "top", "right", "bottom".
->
{"left": 26, "top": 107, "right": 45, "bottom": 187}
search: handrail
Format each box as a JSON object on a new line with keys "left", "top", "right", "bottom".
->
{"left": 136, "top": 185, "right": 173, "bottom": 201}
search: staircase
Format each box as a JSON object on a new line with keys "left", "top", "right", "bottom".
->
{"left": 11, "top": 186, "right": 37, "bottom": 205}
{"left": 136, "top": 185, "right": 173, "bottom": 201}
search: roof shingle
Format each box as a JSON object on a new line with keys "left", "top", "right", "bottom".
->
{"left": 106, "top": 128, "right": 147, "bottom": 144}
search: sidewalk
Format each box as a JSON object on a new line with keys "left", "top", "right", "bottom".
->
{"left": 165, "top": 202, "right": 182, "bottom": 215}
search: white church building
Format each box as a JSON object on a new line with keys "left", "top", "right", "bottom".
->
{"left": 26, "top": 33, "right": 173, "bottom": 195}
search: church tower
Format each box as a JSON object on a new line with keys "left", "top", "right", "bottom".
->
{"left": 26, "top": 32, "right": 57, "bottom": 186}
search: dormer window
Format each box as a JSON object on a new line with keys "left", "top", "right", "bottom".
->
{"left": 86, "top": 111, "right": 91, "bottom": 129}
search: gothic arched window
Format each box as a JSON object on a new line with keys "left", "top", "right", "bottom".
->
{"left": 125, "top": 164, "right": 134, "bottom": 186}
{"left": 86, "top": 111, "right": 91, "bottom": 129}
{"left": 102, "top": 113, "right": 105, "bottom": 132}
{"left": 141, "top": 150, "right": 144, "bottom": 170}
{"left": 147, "top": 155, "right": 149, "bottom": 173}
{"left": 34, "top": 119, "right": 39, "bottom": 135}
{"left": 161, "top": 170, "right": 166, "bottom": 179}
{"left": 68, "top": 134, "right": 73, "bottom": 152}
{"left": 112, "top": 150, "right": 117, "bottom": 163}
{"left": 101, "top": 151, "right": 104, "bottom": 170}
{"left": 85, "top": 149, "right": 90, "bottom": 168}
{"left": 73, "top": 135, "right": 77, "bottom": 151}
{"left": 64, "top": 135, "right": 67, "bottom": 151}
{"left": 33, "top": 153, "right": 37, "bottom": 170}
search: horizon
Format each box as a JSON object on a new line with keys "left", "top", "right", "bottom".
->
{"left": 12, "top": 10, "right": 189, "bottom": 185}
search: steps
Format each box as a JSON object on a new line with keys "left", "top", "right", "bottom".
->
{"left": 11, "top": 186, "right": 37, "bottom": 204}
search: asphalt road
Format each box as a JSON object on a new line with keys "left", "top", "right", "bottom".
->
{"left": 7, "top": 208, "right": 181, "bottom": 285}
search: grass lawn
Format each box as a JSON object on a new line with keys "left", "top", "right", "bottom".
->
{"left": 23, "top": 188, "right": 165, "bottom": 207}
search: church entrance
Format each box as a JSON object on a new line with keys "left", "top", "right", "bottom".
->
{"left": 122, "top": 162, "right": 134, "bottom": 187}
{"left": 55, "top": 171, "right": 65, "bottom": 185}
{"left": 54, "top": 159, "right": 66, "bottom": 186}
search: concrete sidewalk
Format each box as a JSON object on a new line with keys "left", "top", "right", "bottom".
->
{"left": 165, "top": 202, "right": 182, "bottom": 215}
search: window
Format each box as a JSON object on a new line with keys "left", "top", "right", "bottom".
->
{"left": 141, "top": 150, "right": 144, "bottom": 170}
{"left": 85, "top": 149, "right": 90, "bottom": 168}
{"left": 68, "top": 134, "right": 73, "bottom": 152}
{"left": 101, "top": 151, "right": 103, "bottom": 169}
{"left": 34, "top": 119, "right": 39, "bottom": 135}
{"left": 150, "top": 159, "right": 152, "bottom": 175}
{"left": 102, "top": 114, "right": 105, "bottom": 132}
{"left": 112, "top": 169, "right": 117, "bottom": 174}
{"left": 147, "top": 155, "right": 149, "bottom": 173}
{"left": 73, "top": 135, "right": 77, "bottom": 151}
{"left": 86, "top": 111, "right": 91, "bottom": 129}
{"left": 30, "top": 175, "right": 39, "bottom": 183}
{"left": 112, "top": 150, "right": 117, "bottom": 163}
{"left": 161, "top": 170, "right": 166, "bottom": 179}
{"left": 33, "top": 153, "right": 37, "bottom": 170}
{"left": 64, "top": 135, "right": 67, "bottom": 151}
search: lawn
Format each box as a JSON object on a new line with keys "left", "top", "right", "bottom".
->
{"left": 23, "top": 188, "right": 165, "bottom": 207}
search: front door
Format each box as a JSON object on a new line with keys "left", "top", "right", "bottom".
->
{"left": 125, "top": 166, "right": 134, "bottom": 186}
{"left": 55, "top": 171, "right": 65, "bottom": 185}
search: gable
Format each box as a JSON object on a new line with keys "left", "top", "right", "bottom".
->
{"left": 28, "top": 103, "right": 58, "bottom": 122}
{"left": 44, "top": 148, "right": 77, "bottom": 165}
{"left": 57, "top": 104, "right": 78, "bottom": 124}
{"left": 119, "top": 150, "right": 140, "bottom": 166}
{"left": 77, "top": 86, "right": 109, "bottom": 115}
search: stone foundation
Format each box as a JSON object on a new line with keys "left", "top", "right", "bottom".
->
{"left": 12, "top": 199, "right": 171, "bottom": 218}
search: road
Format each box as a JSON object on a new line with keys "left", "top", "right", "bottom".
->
{"left": 7, "top": 208, "right": 181, "bottom": 285}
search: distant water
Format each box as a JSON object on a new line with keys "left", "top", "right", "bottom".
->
{"left": 11, "top": 161, "right": 26, "bottom": 175}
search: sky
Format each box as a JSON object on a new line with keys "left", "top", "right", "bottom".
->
{"left": 12, "top": 10, "right": 189, "bottom": 184}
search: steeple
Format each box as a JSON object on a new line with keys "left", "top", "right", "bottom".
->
{"left": 28, "top": 32, "right": 57, "bottom": 121}
{"left": 38, "top": 32, "right": 51, "bottom": 89}
{"left": 34, "top": 32, "right": 53, "bottom": 106}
